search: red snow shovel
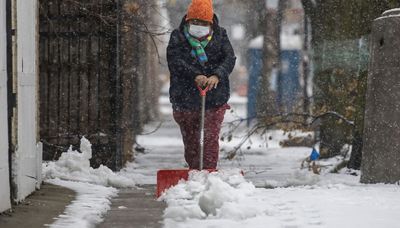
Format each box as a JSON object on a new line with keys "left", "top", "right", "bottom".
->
{"left": 156, "top": 85, "right": 215, "bottom": 198}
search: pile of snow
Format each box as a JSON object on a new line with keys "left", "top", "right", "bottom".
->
{"left": 43, "top": 137, "right": 139, "bottom": 228}
{"left": 161, "top": 169, "right": 263, "bottom": 222}
{"left": 45, "top": 179, "right": 117, "bottom": 228}
{"left": 43, "top": 137, "right": 136, "bottom": 188}
{"left": 161, "top": 169, "right": 400, "bottom": 228}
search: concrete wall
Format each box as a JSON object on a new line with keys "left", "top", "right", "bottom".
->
{"left": 0, "top": 0, "right": 11, "bottom": 213}
{"left": 361, "top": 9, "right": 400, "bottom": 184}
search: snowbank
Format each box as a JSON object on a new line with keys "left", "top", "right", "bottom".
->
{"left": 161, "top": 169, "right": 400, "bottom": 228}
{"left": 43, "top": 137, "right": 137, "bottom": 228}
{"left": 43, "top": 137, "right": 136, "bottom": 188}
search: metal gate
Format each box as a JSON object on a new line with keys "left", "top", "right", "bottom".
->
{"left": 39, "top": 0, "right": 122, "bottom": 169}
{"left": 39, "top": 0, "right": 162, "bottom": 170}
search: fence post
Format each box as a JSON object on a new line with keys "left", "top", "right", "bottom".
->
{"left": 361, "top": 8, "right": 400, "bottom": 184}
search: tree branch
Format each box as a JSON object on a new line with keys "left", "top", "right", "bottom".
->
{"left": 222, "top": 111, "right": 354, "bottom": 160}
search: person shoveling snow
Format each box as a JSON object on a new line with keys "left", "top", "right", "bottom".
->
{"left": 167, "top": 0, "right": 236, "bottom": 169}
{"left": 157, "top": 0, "right": 237, "bottom": 196}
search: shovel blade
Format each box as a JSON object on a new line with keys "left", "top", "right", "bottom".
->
{"left": 156, "top": 169, "right": 189, "bottom": 198}
{"left": 156, "top": 169, "right": 218, "bottom": 198}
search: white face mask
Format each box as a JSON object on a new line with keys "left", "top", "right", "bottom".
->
{"left": 189, "top": 24, "right": 210, "bottom": 38}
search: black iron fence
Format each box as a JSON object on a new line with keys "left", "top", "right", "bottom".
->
{"left": 39, "top": 0, "right": 160, "bottom": 170}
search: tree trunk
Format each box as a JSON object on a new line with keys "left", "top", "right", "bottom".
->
{"left": 256, "top": 1, "right": 280, "bottom": 118}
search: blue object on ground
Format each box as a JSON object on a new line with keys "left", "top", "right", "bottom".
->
{"left": 310, "top": 148, "right": 320, "bottom": 161}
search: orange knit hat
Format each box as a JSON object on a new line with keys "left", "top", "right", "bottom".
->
{"left": 186, "top": 0, "right": 214, "bottom": 24}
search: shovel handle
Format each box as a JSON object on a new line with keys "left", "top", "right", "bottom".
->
{"left": 197, "top": 85, "right": 209, "bottom": 97}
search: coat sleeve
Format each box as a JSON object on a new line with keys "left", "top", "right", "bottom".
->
{"left": 214, "top": 28, "right": 236, "bottom": 81}
{"left": 167, "top": 30, "right": 202, "bottom": 80}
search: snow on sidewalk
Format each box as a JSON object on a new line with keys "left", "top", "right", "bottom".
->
{"left": 160, "top": 170, "right": 400, "bottom": 228}
{"left": 45, "top": 179, "right": 118, "bottom": 228}
{"left": 43, "top": 137, "right": 136, "bottom": 188}
{"left": 42, "top": 137, "right": 137, "bottom": 228}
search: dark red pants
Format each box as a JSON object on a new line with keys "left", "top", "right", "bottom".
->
{"left": 173, "top": 104, "right": 230, "bottom": 169}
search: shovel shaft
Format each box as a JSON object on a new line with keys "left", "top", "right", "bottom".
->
{"left": 199, "top": 95, "right": 206, "bottom": 170}
{"left": 197, "top": 85, "right": 209, "bottom": 170}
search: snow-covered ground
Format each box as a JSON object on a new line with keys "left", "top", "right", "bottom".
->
{"left": 135, "top": 94, "right": 400, "bottom": 228}
{"left": 42, "top": 94, "right": 400, "bottom": 228}
{"left": 44, "top": 179, "right": 117, "bottom": 228}
{"left": 161, "top": 170, "right": 400, "bottom": 228}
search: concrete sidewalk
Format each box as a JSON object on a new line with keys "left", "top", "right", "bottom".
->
{"left": 0, "top": 183, "right": 75, "bottom": 228}
{"left": 97, "top": 185, "right": 166, "bottom": 228}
